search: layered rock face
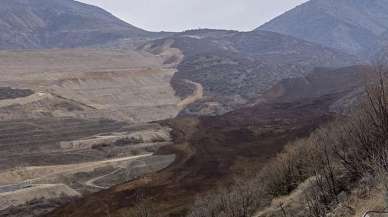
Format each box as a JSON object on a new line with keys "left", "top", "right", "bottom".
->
{"left": 0, "top": 48, "right": 185, "bottom": 123}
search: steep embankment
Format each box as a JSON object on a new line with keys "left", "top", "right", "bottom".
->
{"left": 177, "top": 80, "right": 204, "bottom": 109}
{"left": 262, "top": 65, "right": 371, "bottom": 112}
{"left": 144, "top": 29, "right": 360, "bottom": 116}
{"left": 45, "top": 56, "right": 371, "bottom": 217}
{"left": 0, "top": 48, "right": 187, "bottom": 123}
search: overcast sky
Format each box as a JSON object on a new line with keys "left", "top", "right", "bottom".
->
{"left": 78, "top": 0, "right": 308, "bottom": 32}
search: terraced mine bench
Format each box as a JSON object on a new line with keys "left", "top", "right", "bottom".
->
{"left": 0, "top": 181, "right": 32, "bottom": 194}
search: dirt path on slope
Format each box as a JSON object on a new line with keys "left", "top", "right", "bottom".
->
{"left": 84, "top": 169, "right": 122, "bottom": 189}
{"left": 0, "top": 92, "right": 50, "bottom": 108}
{"left": 84, "top": 159, "right": 151, "bottom": 189}
{"left": 177, "top": 80, "right": 203, "bottom": 109}
{"left": 0, "top": 154, "right": 153, "bottom": 187}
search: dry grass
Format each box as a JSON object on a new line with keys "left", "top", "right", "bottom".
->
{"left": 184, "top": 69, "right": 388, "bottom": 217}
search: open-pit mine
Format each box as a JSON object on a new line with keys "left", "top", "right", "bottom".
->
{"left": 0, "top": 45, "right": 194, "bottom": 217}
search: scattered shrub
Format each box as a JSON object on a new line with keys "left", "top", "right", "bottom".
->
{"left": 187, "top": 72, "right": 388, "bottom": 217}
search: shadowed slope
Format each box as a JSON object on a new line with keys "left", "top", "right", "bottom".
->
{"left": 258, "top": 0, "right": 388, "bottom": 57}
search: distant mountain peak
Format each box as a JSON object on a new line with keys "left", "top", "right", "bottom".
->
{"left": 257, "top": 0, "right": 388, "bottom": 57}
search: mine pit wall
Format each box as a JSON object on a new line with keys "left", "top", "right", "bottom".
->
{"left": 60, "top": 128, "right": 172, "bottom": 151}
{"left": 0, "top": 184, "right": 81, "bottom": 211}
{"left": 0, "top": 182, "right": 32, "bottom": 194}
{"left": 0, "top": 46, "right": 187, "bottom": 123}
{"left": 0, "top": 47, "right": 187, "bottom": 217}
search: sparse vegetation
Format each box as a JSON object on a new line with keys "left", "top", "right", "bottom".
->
{"left": 188, "top": 178, "right": 264, "bottom": 217}
{"left": 121, "top": 193, "right": 160, "bottom": 217}
{"left": 185, "top": 67, "right": 388, "bottom": 217}
{"left": 3, "top": 1, "right": 388, "bottom": 217}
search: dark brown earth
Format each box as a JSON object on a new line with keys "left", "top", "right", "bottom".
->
{"left": 0, "top": 87, "right": 33, "bottom": 100}
{"left": 47, "top": 93, "right": 338, "bottom": 217}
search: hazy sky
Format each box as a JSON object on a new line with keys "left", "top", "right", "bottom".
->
{"left": 79, "top": 0, "right": 308, "bottom": 32}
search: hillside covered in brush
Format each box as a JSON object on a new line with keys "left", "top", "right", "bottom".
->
{"left": 143, "top": 29, "right": 360, "bottom": 115}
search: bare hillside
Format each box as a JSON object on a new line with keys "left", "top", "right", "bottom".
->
{"left": 0, "top": 0, "right": 155, "bottom": 49}
{"left": 0, "top": 48, "right": 187, "bottom": 122}
{"left": 258, "top": 0, "right": 388, "bottom": 57}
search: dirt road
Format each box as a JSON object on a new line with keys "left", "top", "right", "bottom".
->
{"left": 0, "top": 153, "right": 153, "bottom": 188}
{"left": 84, "top": 169, "right": 122, "bottom": 189}
{"left": 177, "top": 80, "right": 204, "bottom": 108}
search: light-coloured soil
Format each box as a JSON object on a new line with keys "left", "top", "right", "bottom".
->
{"left": 177, "top": 80, "right": 204, "bottom": 109}
{"left": 84, "top": 169, "right": 122, "bottom": 189}
{"left": 0, "top": 154, "right": 153, "bottom": 186}
{"left": 0, "top": 43, "right": 206, "bottom": 217}
{"left": 0, "top": 153, "right": 175, "bottom": 214}
{"left": 0, "top": 92, "right": 52, "bottom": 108}
{"left": 60, "top": 127, "right": 172, "bottom": 151}
{"left": 0, "top": 47, "right": 188, "bottom": 122}
{"left": 0, "top": 184, "right": 80, "bottom": 211}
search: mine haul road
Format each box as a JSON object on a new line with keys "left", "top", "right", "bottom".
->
{"left": 0, "top": 153, "right": 153, "bottom": 191}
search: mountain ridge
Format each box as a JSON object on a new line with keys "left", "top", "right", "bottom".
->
{"left": 257, "top": 0, "right": 388, "bottom": 57}
{"left": 0, "top": 0, "right": 156, "bottom": 49}
{"left": 142, "top": 29, "right": 360, "bottom": 115}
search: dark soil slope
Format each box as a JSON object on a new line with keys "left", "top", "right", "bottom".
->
{"left": 47, "top": 94, "right": 338, "bottom": 217}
